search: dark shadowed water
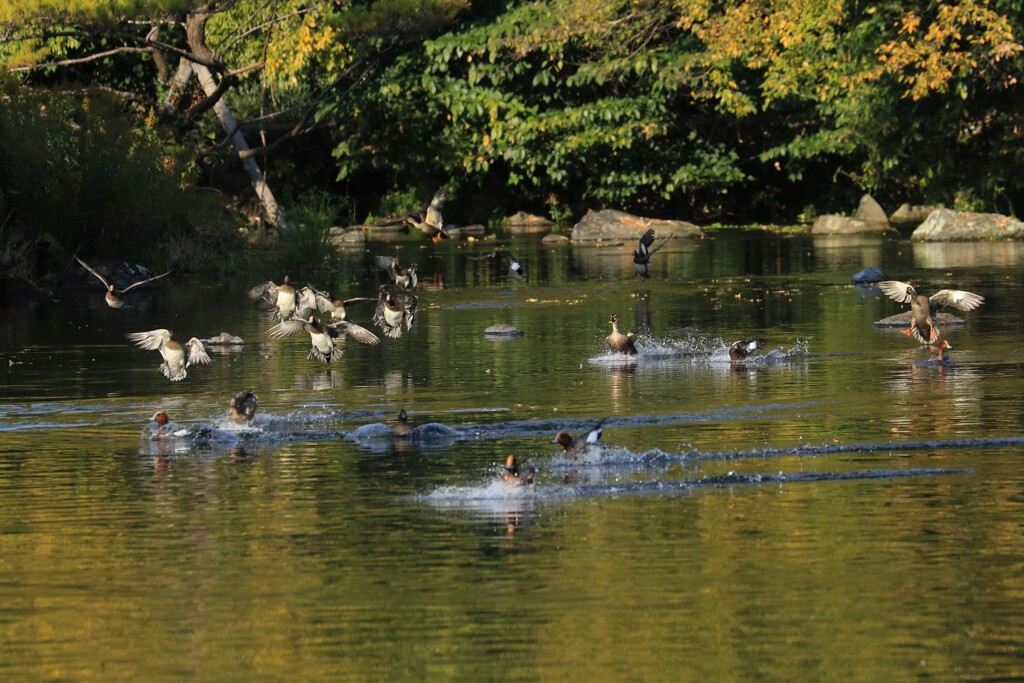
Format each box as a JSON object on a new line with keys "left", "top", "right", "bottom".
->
{"left": 2, "top": 230, "right": 1023, "bottom": 680}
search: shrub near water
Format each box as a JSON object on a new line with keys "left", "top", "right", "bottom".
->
{"left": 0, "top": 81, "right": 244, "bottom": 287}
{"left": 278, "top": 193, "right": 349, "bottom": 271}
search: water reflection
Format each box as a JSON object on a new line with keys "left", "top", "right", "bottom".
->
{"left": 912, "top": 241, "right": 1024, "bottom": 269}
{"left": 811, "top": 234, "right": 886, "bottom": 272}
{"left": 2, "top": 230, "right": 1024, "bottom": 680}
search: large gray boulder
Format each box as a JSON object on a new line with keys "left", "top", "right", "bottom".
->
{"left": 911, "top": 209, "right": 1024, "bottom": 241}
{"left": 855, "top": 194, "right": 888, "bottom": 223}
{"left": 329, "top": 226, "right": 367, "bottom": 246}
{"left": 811, "top": 215, "right": 890, "bottom": 235}
{"left": 571, "top": 209, "right": 704, "bottom": 242}
{"left": 890, "top": 203, "right": 944, "bottom": 226}
{"left": 502, "top": 211, "right": 554, "bottom": 234}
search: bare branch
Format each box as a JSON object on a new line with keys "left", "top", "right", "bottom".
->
{"left": 7, "top": 46, "right": 154, "bottom": 72}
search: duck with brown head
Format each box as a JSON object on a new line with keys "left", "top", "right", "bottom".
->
{"left": 228, "top": 390, "right": 258, "bottom": 424}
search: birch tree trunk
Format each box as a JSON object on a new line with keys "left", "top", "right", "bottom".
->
{"left": 192, "top": 62, "right": 287, "bottom": 230}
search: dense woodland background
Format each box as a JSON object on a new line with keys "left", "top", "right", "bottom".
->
{"left": 1, "top": 0, "right": 1021, "bottom": 284}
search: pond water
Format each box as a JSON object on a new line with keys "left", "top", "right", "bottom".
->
{"left": 1, "top": 229, "right": 1023, "bottom": 680}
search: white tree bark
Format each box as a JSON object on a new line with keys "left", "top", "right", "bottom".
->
{"left": 192, "top": 62, "right": 287, "bottom": 230}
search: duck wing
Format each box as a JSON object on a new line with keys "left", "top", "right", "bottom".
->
{"left": 425, "top": 187, "right": 446, "bottom": 229}
{"left": 375, "top": 255, "right": 398, "bottom": 272}
{"left": 266, "top": 318, "right": 309, "bottom": 339}
{"left": 297, "top": 285, "right": 335, "bottom": 313}
{"left": 127, "top": 328, "right": 172, "bottom": 350}
{"left": 930, "top": 289, "right": 984, "bottom": 312}
{"left": 119, "top": 268, "right": 172, "bottom": 294}
{"left": 184, "top": 338, "right": 212, "bottom": 366}
{"left": 329, "top": 321, "right": 381, "bottom": 345}
{"left": 636, "top": 228, "right": 655, "bottom": 258}
{"left": 74, "top": 256, "right": 112, "bottom": 289}
{"left": 877, "top": 280, "right": 917, "bottom": 304}
{"left": 247, "top": 280, "right": 279, "bottom": 301}
{"left": 405, "top": 294, "right": 418, "bottom": 330}
{"left": 248, "top": 280, "right": 282, "bottom": 311}
{"left": 583, "top": 418, "right": 607, "bottom": 445}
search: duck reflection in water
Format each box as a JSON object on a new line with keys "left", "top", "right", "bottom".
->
{"left": 607, "top": 363, "right": 637, "bottom": 409}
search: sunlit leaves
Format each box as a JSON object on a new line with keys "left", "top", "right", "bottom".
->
{"left": 876, "top": 0, "right": 1021, "bottom": 100}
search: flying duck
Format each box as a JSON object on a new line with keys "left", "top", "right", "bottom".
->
{"left": 75, "top": 255, "right": 171, "bottom": 309}
{"left": 127, "top": 329, "right": 211, "bottom": 381}
{"left": 877, "top": 280, "right": 984, "bottom": 344}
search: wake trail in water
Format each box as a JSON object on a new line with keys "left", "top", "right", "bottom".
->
{"left": 418, "top": 466, "right": 971, "bottom": 508}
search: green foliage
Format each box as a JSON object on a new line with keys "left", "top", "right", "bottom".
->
{"left": 331, "top": 0, "right": 1024, "bottom": 222}
{"left": 278, "top": 192, "right": 343, "bottom": 271}
{"left": 3, "top": 0, "right": 1023, "bottom": 240}
{"left": 0, "top": 79, "right": 243, "bottom": 287}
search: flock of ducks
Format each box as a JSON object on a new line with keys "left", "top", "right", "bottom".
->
{"left": 74, "top": 217, "right": 988, "bottom": 487}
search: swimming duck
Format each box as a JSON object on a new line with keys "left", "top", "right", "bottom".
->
{"left": 553, "top": 420, "right": 606, "bottom": 459}
{"left": 392, "top": 409, "right": 413, "bottom": 437}
{"left": 728, "top": 340, "right": 759, "bottom": 361}
{"left": 127, "top": 329, "right": 211, "bottom": 381}
{"left": 606, "top": 314, "right": 638, "bottom": 355}
{"left": 75, "top": 255, "right": 171, "bottom": 309}
{"left": 373, "top": 286, "right": 418, "bottom": 339}
{"left": 930, "top": 339, "right": 953, "bottom": 363}
{"left": 877, "top": 280, "right": 984, "bottom": 344}
{"left": 501, "top": 454, "right": 535, "bottom": 486}
{"left": 150, "top": 410, "right": 174, "bottom": 438}
{"left": 267, "top": 309, "right": 380, "bottom": 363}
{"left": 403, "top": 187, "right": 449, "bottom": 243}
{"left": 248, "top": 276, "right": 297, "bottom": 321}
{"left": 468, "top": 251, "right": 525, "bottom": 280}
{"left": 228, "top": 390, "right": 258, "bottom": 424}
{"left": 148, "top": 410, "right": 238, "bottom": 445}
{"left": 632, "top": 228, "right": 672, "bottom": 279}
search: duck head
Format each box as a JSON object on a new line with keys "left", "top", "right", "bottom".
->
{"left": 553, "top": 431, "right": 574, "bottom": 450}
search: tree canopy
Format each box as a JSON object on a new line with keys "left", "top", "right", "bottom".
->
{"left": 2, "top": 0, "right": 1022, "bottom": 248}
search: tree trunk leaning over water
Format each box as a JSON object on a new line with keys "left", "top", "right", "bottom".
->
{"left": 181, "top": 6, "right": 286, "bottom": 231}
{"left": 192, "top": 62, "right": 287, "bottom": 231}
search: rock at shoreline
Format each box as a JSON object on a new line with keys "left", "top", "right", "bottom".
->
{"left": 570, "top": 209, "right": 704, "bottom": 242}
{"left": 329, "top": 227, "right": 367, "bottom": 246}
{"left": 541, "top": 234, "right": 570, "bottom": 244}
{"left": 502, "top": 212, "right": 554, "bottom": 234}
{"left": 891, "top": 203, "right": 944, "bottom": 226}
{"left": 910, "top": 209, "right": 1024, "bottom": 242}
{"left": 811, "top": 215, "right": 890, "bottom": 235}
{"left": 854, "top": 194, "right": 888, "bottom": 223}
{"left": 446, "top": 224, "right": 487, "bottom": 238}
{"left": 203, "top": 332, "right": 245, "bottom": 345}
